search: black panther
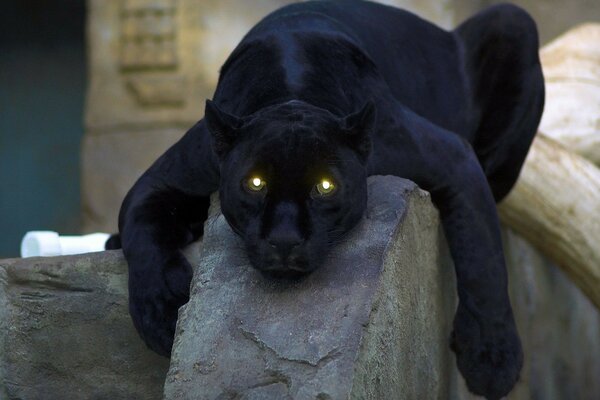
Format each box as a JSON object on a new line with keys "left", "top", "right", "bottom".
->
{"left": 109, "top": 1, "right": 544, "bottom": 398}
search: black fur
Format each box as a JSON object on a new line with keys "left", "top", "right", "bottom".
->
{"left": 114, "top": 2, "right": 544, "bottom": 399}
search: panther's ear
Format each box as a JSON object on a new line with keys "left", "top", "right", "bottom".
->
{"left": 340, "top": 101, "right": 376, "bottom": 162}
{"left": 204, "top": 100, "right": 242, "bottom": 158}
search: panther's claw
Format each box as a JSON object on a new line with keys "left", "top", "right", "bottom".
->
{"left": 128, "top": 253, "right": 193, "bottom": 356}
{"left": 451, "top": 304, "right": 523, "bottom": 400}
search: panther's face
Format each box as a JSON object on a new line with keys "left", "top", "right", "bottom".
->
{"left": 205, "top": 100, "right": 375, "bottom": 278}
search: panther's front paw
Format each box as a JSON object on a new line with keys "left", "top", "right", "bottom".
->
{"left": 128, "top": 253, "right": 193, "bottom": 357}
{"left": 450, "top": 304, "right": 523, "bottom": 400}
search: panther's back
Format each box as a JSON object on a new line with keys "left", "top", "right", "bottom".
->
{"left": 249, "top": 0, "right": 470, "bottom": 136}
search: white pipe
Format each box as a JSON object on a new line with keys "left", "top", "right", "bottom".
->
{"left": 20, "top": 231, "right": 111, "bottom": 258}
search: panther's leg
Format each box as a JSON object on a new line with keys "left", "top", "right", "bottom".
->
{"left": 455, "top": 3, "right": 545, "bottom": 201}
{"left": 370, "top": 104, "right": 521, "bottom": 400}
{"left": 118, "top": 120, "right": 219, "bottom": 356}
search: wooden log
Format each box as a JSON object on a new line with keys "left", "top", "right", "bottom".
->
{"left": 498, "top": 134, "right": 600, "bottom": 309}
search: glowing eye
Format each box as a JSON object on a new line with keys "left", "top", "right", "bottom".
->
{"left": 316, "top": 179, "right": 336, "bottom": 196}
{"left": 247, "top": 177, "right": 266, "bottom": 192}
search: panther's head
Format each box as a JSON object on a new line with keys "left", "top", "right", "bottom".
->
{"left": 205, "top": 99, "right": 375, "bottom": 278}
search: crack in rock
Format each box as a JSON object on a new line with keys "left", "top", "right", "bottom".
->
{"left": 238, "top": 325, "right": 341, "bottom": 368}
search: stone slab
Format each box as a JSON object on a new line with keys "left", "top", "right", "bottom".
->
{"left": 0, "top": 251, "right": 170, "bottom": 400}
{"left": 2, "top": 176, "right": 599, "bottom": 399}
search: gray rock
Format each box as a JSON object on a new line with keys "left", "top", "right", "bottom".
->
{"left": 165, "top": 175, "right": 600, "bottom": 400}
{"left": 501, "top": 228, "right": 600, "bottom": 400}
{"left": 164, "top": 176, "right": 458, "bottom": 399}
{"left": 0, "top": 251, "right": 170, "bottom": 400}
{"left": 451, "top": 227, "right": 600, "bottom": 400}
{"left": 1, "top": 175, "right": 599, "bottom": 399}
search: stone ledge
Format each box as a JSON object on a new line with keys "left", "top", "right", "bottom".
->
{"left": 2, "top": 176, "right": 599, "bottom": 399}
{"left": 0, "top": 251, "right": 170, "bottom": 400}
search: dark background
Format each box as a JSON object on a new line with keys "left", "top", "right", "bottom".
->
{"left": 0, "top": 0, "right": 86, "bottom": 257}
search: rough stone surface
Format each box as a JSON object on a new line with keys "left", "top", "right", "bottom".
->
{"left": 452, "top": 227, "right": 600, "bottom": 400}
{"left": 164, "top": 176, "right": 456, "bottom": 399}
{"left": 0, "top": 251, "right": 170, "bottom": 400}
{"left": 2, "top": 176, "right": 600, "bottom": 399}
{"left": 500, "top": 229, "right": 600, "bottom": 400}
{"left": 164, "top": 176, "right": 600, "bottom": 399}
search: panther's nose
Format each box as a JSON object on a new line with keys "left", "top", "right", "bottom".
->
{"left": 267, "top": 232, "right": 303, "bottom": 259}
